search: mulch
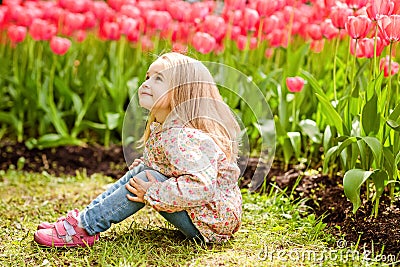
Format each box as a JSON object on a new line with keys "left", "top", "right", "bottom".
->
{"left": 1, "top": 141, "right": 399, "bottom": 256}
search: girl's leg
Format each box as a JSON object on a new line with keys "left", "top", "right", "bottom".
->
{"left": 81, "top": 169, "right": 168, "bottom": 235}
{"left": 159, "top": 211, "right": 204, "bottom": 242}
{"left": 85, "top": 163, "right": 147, "bottom": 209}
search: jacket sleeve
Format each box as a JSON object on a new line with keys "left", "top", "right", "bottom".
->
{"left": 144, "top": 127, "right": 224, "bottom": 212}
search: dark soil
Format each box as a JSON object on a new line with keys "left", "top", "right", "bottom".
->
{"left": 1, "top": 141, "right": 399, "bottom": 257}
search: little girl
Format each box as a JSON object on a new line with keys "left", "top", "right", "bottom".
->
{"left": 34, "top": 52, "right": 242, "bottom": 247}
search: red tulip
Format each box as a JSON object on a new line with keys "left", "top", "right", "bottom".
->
{"left": 379, "top": 56, "right": 400, "bottom": 77}
{"left": 7, "top": 25, "right": 27, "bottom": 43}
{"left": 30, "top": 19, "right": 57, "bottom": 41}
{"left": 345, "top": 15, "right": 371, "bottom": 39}
{"left": 331, "top": 5, "right": 354, "bottom": 29}
{"left": 50, "top": 36, "right": 71, "bottom": 55}
{"left": 378, "top": 15, "right": 400, "bottom": 42}
{"left": 192, "top": 32, "right": 216, "bottom": 54}
{"left": 108, "top": 0, "right": 126, "bottom": 11}
{"left": 286, "top": 77, "right": 305, "bottom": 93}
{"left": 366, "top": 0, "right": 394, "bottom": 21}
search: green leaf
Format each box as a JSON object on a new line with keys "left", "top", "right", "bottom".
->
{"left": 299, "top": 119, "right": 322, "bottom": 143}
{"left": 105, "top": 112, "right": 121, "bottom": 130}
{"left": 287, "top": 132, "right": 301, "bottom": 159}
{"left": 387, "top": 119, "right": 400, "bottom": 131}
{"left": 370, "top": 170, "right": 388, "bottom": 203}
{"left": 315, "top": 93, "right": 344, "bottom": 135}
{"left": 360, "top": 136, "right": 382, "bottom": 167}
{"left": 343, "top": 169, "right": 373, "bottom": 214}
{"left": 362, "top": 94, "right": 380, "bottom": 135}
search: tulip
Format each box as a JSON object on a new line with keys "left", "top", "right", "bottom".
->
{"left": 30, "top": 19, "right": 57, "bottom": 41}
{"left": 351, "top": 37, "right": 385, "bottom": 58}
{"left": 307, "top": 24, "right": 323, "bottom": 40}
{"left": 366, "top": 0, "right": 394, "bottom": 21}
{"left": 146, "top": 11, "right": 172, "bottom": 31}
{"left": 331, "top": 5, "right": 354, "bottom": 29}
{"left": 100, "top": 21, "right": 120, "bottom": 40}
{"left": 108, "top": 0, "right": 126, "bottom": 11}
{"left": 172, "top": 42, "right": 188, "bottom": 54}
{"left": 50, "top": 36, "right": 71, "bottom": 55}
{"left": 224, "top": 0, "right": 246, "bottom": 10}
{"left": 7, "top": 25, "right": 27, "bottom": 43}
{"left": 242, "top": 8, "right": 259, "bottom": 32}
{"left": 345, "top": 15, "right": 371, "bottom": 39}
{"left": 346, "top": 0, "right": 368, "bottom": 10}
{"left": 262, "top": 15, "right": 280, "bottom": 35}
{"left": 236, "top": 35, "right": 257, "bottom": 50}
{"left": 202, "top": 15, "right": 226, "bottom": 41}
{"left": 379, "top": 56, "right": 400, "bottom": 77}
{"left": 255, "top": 0, "right": 278, "bottom": 17}
{"left": 286, "top": 77, "right": 305, "bottom": 93}
{"left": 310, "top": 39, "right": 325, "bottom": 53}
{"left": 190, "top": 2, "right": 210, "bottom": 23}
{"left": 378, "top": 15, "right": 400, "bottom": 42}
{"left": 192, "top": 32, "right": 216, "bottom": 54}
{"left": 321, "top": 19, "right": 340, "bottom": 39}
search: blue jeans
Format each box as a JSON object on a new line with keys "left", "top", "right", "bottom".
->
{"left": 80, "top": 164, "right": 203, "bottom": 241}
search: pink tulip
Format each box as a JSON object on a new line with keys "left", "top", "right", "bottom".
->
{"left": 120, "top": 4, "right": 140, "bottom": 19}
{"left": 108, "top": 0, "right": 126, "bottom": 11}
{"left": 190, "top": 2, "right": 211, "bottom": 23}
{"left": 146, "top": 11, "right": 172, "bottom": 31}
{"left": 255, "top": 0, "right": 278, "bottom": 17}
{"left": 192, "top": 32, "right": 216, "bottom": 54}
{"left": 262, "top": 15, "right": 280, "bottom": 35}
{"left": 236, "top": 35, "right": 257, "bottom": 50}
{"left": 119, "top": 17, "right": 138, "bottom": 36}
{"left": 7, "top": 25, "right": 27, "bottom": 43}
{"left": 74, "top": 30, "right": 86, "bottom": 42}
{"left": 378, "top": 15, "right": 400, "bottom": 42}
{"left": 242, "top": 8, "right": 259, "bottom": 32}
{"left": 264, "top": 48, "right": 274, "bottom": 59}
{"left": 331, "top": 5, "right": 354, "bottom": 29}
{"left": 321, "top": 19, "right": 340, "bottom": 39}
{"left": 101, "top": 21, "right": 120, "bottom": 40}
{"left": 61, "top": 0, "right": 91, "bottom": 13}
{"left": 286, "top": 77, "right": 305, "bottom": 93}
{"left": 224, "top": 0, "right": 246, "bottom": 10}
{"left": 345, "top": 15, "right": 371, "bottom": 39}
{"left": 50, "top": 36, "right": 71, "bottom": 55}
{"left": 30, "top": 19, "right": 57, "bottom": 41}
{"left": 379, "top": 56, "right": 400, "bottom": 77}
{"left": 307, "top": 24, "right": 323, "bottom": 40}
{"left": 345, "top": 0, "right": 368, "bottom": 10}
{"left": 350, "top": 37, "right": 385, "bottom": 58}
{"left": 167, "top": 1, "right": 191, "bottom": 22}
{"left": 172, "top": 42, "right": 188, "bottom": 54}
{"left": 310, "top": 39, "right": 325, "bottom": 53}
{"left": 202, "top": 15, "right": 227, "bottom": 41}
{"left": 63, "top": 12, "right": 85, "bottom": 31}
{"left": 366, "top": 0, "right": 394, "bottom": 21}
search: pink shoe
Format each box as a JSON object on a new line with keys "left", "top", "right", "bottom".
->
{"left": 37, "top": 216, "right": 66, "bottom": 230}
{"left": 34, "top": 209, "right": 99, "bottom": 247}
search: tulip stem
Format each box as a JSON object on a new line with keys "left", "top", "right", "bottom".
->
{"left": 373, "top": 23, "right": 378, "bottom": 78}
{"left": 385, "top": 42, "right": 393, "bottom": 119}
{"left": 333, "top": 31, "right": 340, "bottom": 103}
{"left": 291, "top": 96, "right": 296, "bottom": 132}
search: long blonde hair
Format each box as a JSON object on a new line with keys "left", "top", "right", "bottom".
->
{"left": 142, "top": 52, "right": 240, "bottom": 161}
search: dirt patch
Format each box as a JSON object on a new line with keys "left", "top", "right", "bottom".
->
{"left": 1, "top": 141, "right": 399, "bottom": 256}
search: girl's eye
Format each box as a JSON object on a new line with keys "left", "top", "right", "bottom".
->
{"left": 156, "top": 76, "right": 163, "bottom": 81}
{"left": 145, "top": 75, "right": 150, "bottom": 80}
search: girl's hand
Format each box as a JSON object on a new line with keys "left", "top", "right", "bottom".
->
{"left": 125, "top": 171, "right": 158, "bottom": 203}
{"left": 128, "top": 157, "right": 144, "bottom": 170}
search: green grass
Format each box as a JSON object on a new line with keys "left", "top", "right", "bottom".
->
{"left": 0, "top": 170, "right": 391, "bottom": 266}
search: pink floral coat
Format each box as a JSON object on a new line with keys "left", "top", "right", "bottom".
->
{"left": 143, "top": 119, "right": 242, "bottom": 243}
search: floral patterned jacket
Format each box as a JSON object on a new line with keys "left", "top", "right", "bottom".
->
{"left": 143, "top": 119, "right": 242, "bottom": 243}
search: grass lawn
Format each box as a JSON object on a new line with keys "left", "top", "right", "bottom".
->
{"left": 0, "top": 169, "right": 387, "bottom": 266}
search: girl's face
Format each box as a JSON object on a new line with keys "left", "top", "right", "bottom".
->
{"left": 138, "top": 59, "right": 171, "bottom": 113}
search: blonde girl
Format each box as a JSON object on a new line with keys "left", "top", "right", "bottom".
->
{"left": 34, "top": 52, "right": 242, "bottom": 247}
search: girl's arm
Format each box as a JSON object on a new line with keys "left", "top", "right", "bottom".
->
{"left": 144, "top": 128, "right": 223, "bottom": 213}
